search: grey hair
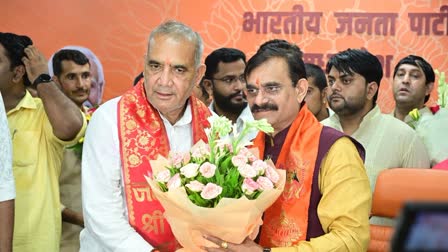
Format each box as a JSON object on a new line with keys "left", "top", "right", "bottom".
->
{"left": 148, "top": 20, "right": 203, "bottom": 67}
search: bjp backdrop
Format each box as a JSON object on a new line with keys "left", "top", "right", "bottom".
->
{"left": 1, "top": 0, "right": 447, "bottom": 112}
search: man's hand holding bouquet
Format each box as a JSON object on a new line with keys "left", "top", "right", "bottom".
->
{"left": 145, "top": 116, "right": 286, "bottom": 251}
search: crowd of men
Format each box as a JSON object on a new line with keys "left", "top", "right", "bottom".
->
{"left": 0, "top": 19, "right": 447, "bottom": 252}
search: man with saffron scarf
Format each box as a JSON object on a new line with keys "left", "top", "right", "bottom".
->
{"left": 81, "top": 20, "right": 210, "bottom": 251}
{"left": 204, "top": 40, "right": 371, "bottom": 251}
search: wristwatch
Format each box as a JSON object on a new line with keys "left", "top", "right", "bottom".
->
{"left": 263, "top": 248, "right": 271, "bottom": 252}
{"left": 33, "top": 73, "right": 52, "bottom": 87}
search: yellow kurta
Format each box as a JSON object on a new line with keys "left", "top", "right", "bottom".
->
{"left": 272, "top": 137, "right": 372, "bottom": 252}
{"left": 7, "top": 92, "right": 86, "bottom": 252}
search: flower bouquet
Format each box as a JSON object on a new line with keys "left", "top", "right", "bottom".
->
{"left": 145, "top": 116, "right": 286, "bottom": 251}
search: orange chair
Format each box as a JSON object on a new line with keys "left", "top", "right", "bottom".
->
{"left": 368, "top": 168, "right": 448, "bottom": 252}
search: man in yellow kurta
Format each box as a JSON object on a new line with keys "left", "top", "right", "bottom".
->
{"left": 0, "top": 33, "right": 86, "bottom": 252}
{"left": 204, "top": 40, "right": 372, "bottom": 252}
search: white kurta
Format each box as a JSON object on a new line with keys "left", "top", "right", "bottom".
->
{"left": 0, "top": 93, "right": 15, "bottom": 202}
{"left": 403, "top": 107, "right": 448, "bottom": 167}
{"left": 80, "top": 97, "right": 196, "bottom": 251}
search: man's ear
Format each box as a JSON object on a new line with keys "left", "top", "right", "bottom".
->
{"left": 296, "top": 78, "right": 309, "bottom": 103}
{"left": 202, "top": 79, "right": 213, "bottom": 96}
{"left": 52, "top": 75, "right": 61, "bottom": 86}
{"left": 425, "top": 81, "right": 434, "bottom": 96}
{"left": 194, "top": 64, "right": 206, "bottom": 85}
{"left": 12, "top": 65, "right": 26, "bottom": 84}
{"left": 366, "top": 81, "right": 379, "bottom": 101}
{"left": 321, "top": 87, "right": 328, "bottom": 104}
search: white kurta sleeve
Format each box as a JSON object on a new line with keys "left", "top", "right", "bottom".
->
{"left": 0, "top": 93, "right": 14, "bottom": 202}
{"left": 81, "top": 97, "right": 153, "bottom": 251}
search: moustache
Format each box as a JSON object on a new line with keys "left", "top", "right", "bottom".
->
{"left": 73, "top": 88, "right": 89, "bottom": 94}
{"left": 251, "top": 103, "right": 278, "bottom": 113}
{"left": 329, "top": 93, "right": 344, "bottom": 100}
{"left": 228, "top": 91, "right": 246, "bottom": 100}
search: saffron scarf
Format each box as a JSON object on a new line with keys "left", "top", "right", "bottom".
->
{"left": 118, "top": 80, "right": 210, "bottom": 251}
{"left": 255, "top": 105, "right": 323, "bottom": 247}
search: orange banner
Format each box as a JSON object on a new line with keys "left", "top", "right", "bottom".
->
{"left": 2, "top": 0, "right": 448, "bottom": 112}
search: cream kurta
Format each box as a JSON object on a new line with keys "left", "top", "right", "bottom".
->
{"left": 322, "top": 106, "right": 430, "bottom": 191}
{"left": 59, "top": 148, "right": 83, "bottom": 252}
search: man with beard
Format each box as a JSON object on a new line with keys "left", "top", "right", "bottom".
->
{"left": 321, "top": 49, "right": 430, "bottom": 219}
{"left": 391, "top": 55, "right": 448, "bottom": 166}
{"left": 51, "top": 49, "right": 92, "bottom": 252}
{"left": 201, "top": 48, "right": 255, "bottom": 137}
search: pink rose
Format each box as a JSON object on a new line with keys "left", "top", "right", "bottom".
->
{"left": 182, "top": 152, "right": 191, "bottom": 164}
{"left": 191, "top": 141, "right": 210, "bottom": 159}
{"left": 180, "top": 163, "right": 200, "bottom": 178}
{"left": 242, "top": 178, "right": 259, "bottom": 194}
{"left": 170, "top": 152, "right": 187, "bottom": 168}
{"left": 257, "top": 176, "right": 274, "bottom": 190}
{"left": 232, "top": 155, "right": 248, "bottom": 167}
{"left": 239, "top": 147, "right": 257, "bottom": 162}
{"left": 265, "top": 165, "right": 280, "bottom": 184}
{"left": 167, "top": 173, "right": 181, "bottom": 190}
{"left": 199, "top": 162, "right": 217, "bottom": 178}
{"left": 252, "top": 160, "right": 268, "bottom": 175}
{"left": 155, "top": 169, "right": 171, "bottom": 183}
{"left": 216, "top": 139, "right": 233, "bottom": 153}
{"left": 200, "top": 183, "right": 222, "bottom": 200}
{"left": 238, "top": 164, "right": 257, "bottom": 178}
{"left": 248, "top": 155, "right": 258, "bottom": 162}
{"left": 186, "top": 180, "right": 205, "bottom": 192}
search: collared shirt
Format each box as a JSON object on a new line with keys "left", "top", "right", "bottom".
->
{"left": 80, "top": 97, "right": 196, "bottom": 251}
{"left": 398, "top": 107, "right": 448, "bottom": 166}
{"left": 0, "top": 93, "right": 14, "bottom": 202}
{"left": 322, "top": 106, "right": 430, "bottom": 191}
{"left": 160, "top": 102, "right": 193, "bottom": 152}
{"left": 209, "top": 102, "right": 257, "bottom": 140}
{"left": 7, "top": 91, "right": 86, "bottom": 252}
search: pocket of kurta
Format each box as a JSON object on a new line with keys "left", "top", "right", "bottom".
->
{"left": 12, "top": 130, "right": 38, "bottom": 167}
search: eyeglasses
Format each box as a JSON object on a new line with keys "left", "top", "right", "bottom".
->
{"left": 212, "top": 75, "right": 246, "bottom": 85}
{"left": 245, "top": 83, "right": 284, "bottom": 98}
